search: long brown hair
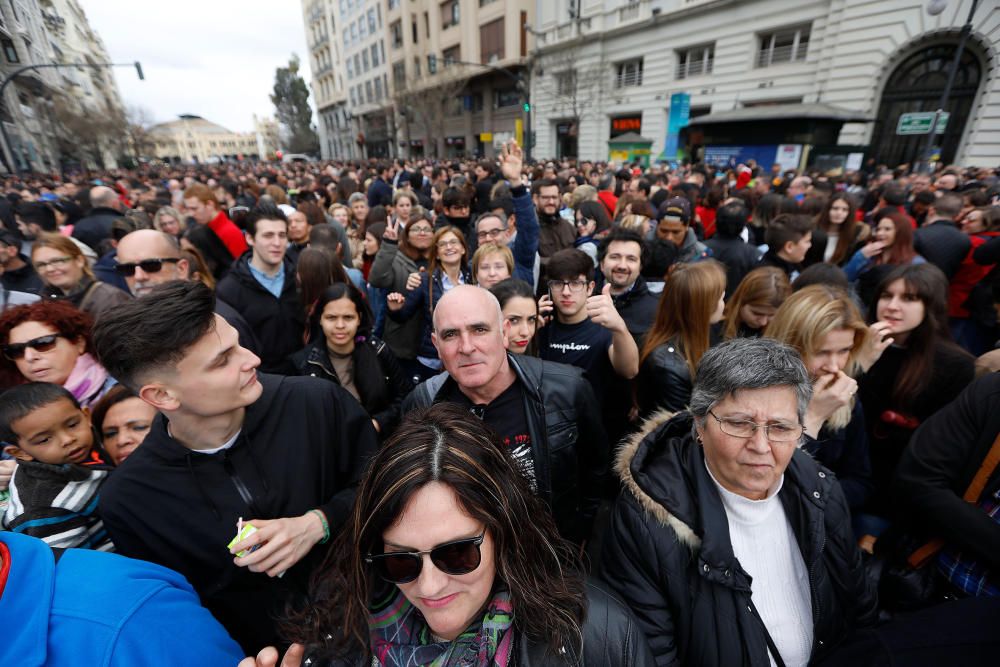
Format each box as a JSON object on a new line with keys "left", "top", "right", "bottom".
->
{"left": 722, "top": 267, "right": 791, "bottom": 339}
{"left": 873, "top": 208, "right": 917, "bottom": 266}
{"left": 814, "top": 192, "right": 859, "bottom": 265}
{"left": 283, "top": 403, "right": 587, "bottom": 660}
{"left": 641, "top": 259, "right": 726, "bottom": 377}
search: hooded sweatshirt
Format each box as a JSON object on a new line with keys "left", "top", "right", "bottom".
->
{"left": 97, "top": 372, "right": 378, "bottom": 654}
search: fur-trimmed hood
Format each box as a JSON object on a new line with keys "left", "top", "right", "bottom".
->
{"left": 615, "top": 409, "right": 703, "bottom": 551}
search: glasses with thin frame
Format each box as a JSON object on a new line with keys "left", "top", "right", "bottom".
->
{"left": 34, "top": 256, "right": 73, "bottom": 271}
{"left": 547, "top": 279, "right": 588, "bottom": 293}
{"left": 707, "top": 410, "right": 803, "bottom": 442}
{"left": 477, "top": 226, "right": 508, "bottom": 242}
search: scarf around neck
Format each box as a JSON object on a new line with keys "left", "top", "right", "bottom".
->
{"left": 369, "top": 588, "right": 514, "bottom": 667}
{"left": 64, "top": 353, "right": 110, "bottom": 409}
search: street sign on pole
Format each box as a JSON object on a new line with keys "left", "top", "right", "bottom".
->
{"left": 897, "top": 112, "right": 949, "bottom": 136}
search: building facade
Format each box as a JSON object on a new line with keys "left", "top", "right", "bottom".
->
{"left": 303, "top": 0, "right": 353, "bottom": 160}
{"left": 386, "top": 0, "right": 535, "bottom": 159}
{"left": 530, "top": 0, "right": 999, "bottom": 168}
{"left": 148, "top": 115, "right": 258, "bottom": 164}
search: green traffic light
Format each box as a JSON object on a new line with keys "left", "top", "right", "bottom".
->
{"left": 523, "top": 103, "right": 530, "bottom": 112}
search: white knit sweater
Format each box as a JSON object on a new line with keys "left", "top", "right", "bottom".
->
{"left": 707, "top": 463, "right": 814, "bottom": 667}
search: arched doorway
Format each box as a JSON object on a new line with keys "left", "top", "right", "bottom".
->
{"left": 870, "top": 41, "right": 983, "bottom": 167}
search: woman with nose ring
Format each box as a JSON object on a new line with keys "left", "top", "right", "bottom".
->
{"left": 765, "top": 284, "right": 874, "bottom": 513}
{"left": 239, "top": 403, "right": 653, "bottom": 666}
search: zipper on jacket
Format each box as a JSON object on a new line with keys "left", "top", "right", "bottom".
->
{"left": 223, "top": 450, "right": 261, "bottom": 516}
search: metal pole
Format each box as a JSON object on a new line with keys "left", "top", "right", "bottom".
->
{"left": 0, "top": 61, "right": 143, "bottom": 174}
{"left": 919, "top": 0, "right": 979, "bottom": 174}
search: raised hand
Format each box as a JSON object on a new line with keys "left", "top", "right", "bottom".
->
{"left": 537, "top": 293, "right": 554, "bottom": 327}
{"left": 386, "top": 292, "right": 406, "bottom": 312}
{"left": 857, "top": 321, "right": 894, "bottom": 372}
{"left": 861, "top": 240, "right": 887, "bottom": 259}
{"left": 499, "top": 140, "right": 523, "bottom": 187}
{"left": 405, "top": 267, "right": 425, "bottom": 291}
{"left": 384, "top": 216, "right": 400, "bottom": 241}
{"left": 804, "top": 370, "right": 858, "bottom": 437}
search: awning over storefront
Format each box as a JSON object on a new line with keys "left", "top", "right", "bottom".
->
{"left": 689, "top": 103, "right": 872, "bottom": 125}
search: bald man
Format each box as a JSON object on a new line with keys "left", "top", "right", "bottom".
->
{"left": 72, "top": 186, "right": 126, "bottom": 252}
{"left": 116, "top": 230, "right": 260, "bottom": 355}
{"left": 402, "top": 285, "right": 607, "bottom": 545}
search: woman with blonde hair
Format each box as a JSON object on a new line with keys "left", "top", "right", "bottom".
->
{"left": 637, "top": 259, "right": 726, "bottom": 416}
{"left": 721, "top": 266, "right": 791, "bottom": 339}
{"left": 470, "top": 242, "right": 513, "bottom": 289}
{"left": 31, "top": 233, "right": 130, "bottom": 321}
{"left": 152, "top": 206, "right": 185, "bottom": 238}
{"left": 765, "top": 284, "right": 873, "bottom": 511}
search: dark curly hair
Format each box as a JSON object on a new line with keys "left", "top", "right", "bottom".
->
{"left": 0, "top": 300, "right": 94, "bottom": 378}
{"left": 283, "top": 403, "right": 587, "bottom": 661}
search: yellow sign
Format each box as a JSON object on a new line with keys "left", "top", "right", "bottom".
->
{"left": 515, "top": 119, "right": 523, "bottom": 146}
{"left": 479, "top": 132, "right": 493, "bottom": 142}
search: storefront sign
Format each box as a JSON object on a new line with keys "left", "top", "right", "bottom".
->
{"left": 610, "top": 115, "right": 642, "bottom": 137}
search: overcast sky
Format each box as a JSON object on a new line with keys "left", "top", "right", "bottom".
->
{"left": 83, "top": 1, "right": 313, "bottom": 133}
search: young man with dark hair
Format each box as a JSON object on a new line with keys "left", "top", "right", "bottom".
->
{"left": 758, "top": 213, "right": 814, "bottom": 280}
{"left": 0, "top": 228, "right": 42, "bottom": 295}
{"left": 533, "top": 178, "right": 575, "bottom": 285}
{"left": 367, "top": 162, "right": 394, "bottom": 207}
{"left": 655, "top": 196, "right": 711, "bottom": 264}
{"left": 538, "top": 248, "right": 639, "bottom": 442}
{"left": 597, "top": 227, "right": 657, "bottom": 344}
{"left": 706, "top": 201, "right": 760, "bottom": 296}
{"left": 92, "top": 280, "right": 377, "bottom": 654}
{"left": 914, "top": 192, "right": 971, "bottom": 280}
{"left": 216, "top": 204, "right": 303, "bottom": 374}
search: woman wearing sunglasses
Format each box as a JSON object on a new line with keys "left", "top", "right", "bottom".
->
{"left": 0, "top": 300, "right": 115, "bottom": 408}
{"left": 30, "top": 233, "right": 130, "bottom": 322}
{"left": 240, "top": 403, "right": 653, "bottom": 667}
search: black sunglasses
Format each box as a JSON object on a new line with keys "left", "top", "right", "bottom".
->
{"left": 365, "top": 531, "right": 486, "bottom": 584}
{"left": 3, "top": 334, "right": 64, "bottom": 360}
{"left": 114, "top": 257, "right": 180, "bottom": 277}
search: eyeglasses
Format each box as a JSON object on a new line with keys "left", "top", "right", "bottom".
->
{"left": 707, "top": 410, "right": 803, "bottom": 442}
{"left": 114, "top": 257, "right": 181, "bottom": 277}
{"left": 365, "top": 531, "right": 486, "bottom": 584}
{"left": 476, "top": 227, "right": 508, "bottom": 242}
{"left": 34, "top": 256, "right": 73, "bottom": 271}
{"left": 437, "top": 239, "right": 462, "bottom": 249}
{"left": 408, "top": 226, "right": 433, "bottom": 235}
{"left": 3, "top": 334, "right": 64, "bottom": 360}
{"left": 547, "top": 279, "right": 588, "bottom": 293}
{"left": 575, "top": 218, "right": 595, "bottom": 227}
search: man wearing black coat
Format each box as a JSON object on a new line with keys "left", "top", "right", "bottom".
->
{"left": 367, "top": 163, "right": 394, "bottom": 208}
{"left": 403, "top": 285, "right": 608, "bottom": 545}
{"left": 92, "top": 281, "right": 377, "bottom": 655}
{"left": 216, "top": 205, "right": 304, "bottom": 374}
{"left": 0, "top": 229, "right": 42, "bottom": 294}
{"left": 914, "top": 192, "right": 971, "bottom": 280}
{"left": 705, "top": 202, "right": 761, "bottom": 297}
{"left": 599, "top": 227, "right": 658, "bottom": 344}
{"left": 71, "top": 186, "right": 125, "bottom": 252}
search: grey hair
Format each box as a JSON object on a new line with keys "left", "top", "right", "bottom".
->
{"left": 689, "top": 337, "right": 812, "bottom": 424}
{"left": 347, "top": 192, "right": 367, "bottom": 206}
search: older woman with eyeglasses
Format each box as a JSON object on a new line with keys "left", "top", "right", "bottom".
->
{"left": 603, "top": 337, "right": 877, "bottom": 667}
{"left": 31, "top": 233, "right": 131, "bottom": 322}
{"left": 239, "top": 403, "right": 653, "bottom": 667}
{"left": 0, "top": 300, "right": 115, "bottom": 408}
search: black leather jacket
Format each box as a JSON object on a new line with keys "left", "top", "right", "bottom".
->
{"left": 602, "top": 412, "right": 878, "bottom": 666}
{"left": 637, "top": 338, "right": 692, "bottom": 417}
{"left": 403, "top": 354, "right": 608, "bottom": 543}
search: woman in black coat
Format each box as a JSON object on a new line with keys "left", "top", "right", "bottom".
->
{"left": 294, "top": 282, "right": 412, "bottom": 439}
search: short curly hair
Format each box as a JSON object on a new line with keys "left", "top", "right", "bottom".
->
{"left": 0, "top": 300, "right": 94, "bottom": 374}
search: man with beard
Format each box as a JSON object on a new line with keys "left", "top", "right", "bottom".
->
{"left": 533, "top": 178, "right": 575, "bottom": 288}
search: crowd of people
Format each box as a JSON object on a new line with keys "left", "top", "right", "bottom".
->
{"left": 0, "top": 141, "right": 999, "bottom": 666}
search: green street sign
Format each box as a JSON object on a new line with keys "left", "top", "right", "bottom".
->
{"left": 897, "top": 112, "right": 949, "bottom": 136}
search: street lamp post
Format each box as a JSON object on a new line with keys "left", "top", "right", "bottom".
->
{"left": 918, "top": 0, "right": 980, "bottom": 173}
{"left": 0, "top": 61, "right": 144, "bottom": 173}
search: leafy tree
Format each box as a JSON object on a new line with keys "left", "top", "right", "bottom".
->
{"left": 271, "top": 55, "right": 319, "bottom": 155}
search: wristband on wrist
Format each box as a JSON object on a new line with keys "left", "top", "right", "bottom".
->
{"left": 309, "top": 509, "right": 330, "bottom": 544}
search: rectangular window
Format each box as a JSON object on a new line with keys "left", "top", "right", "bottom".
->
{"left": 374, "top": 77, "right": 382, "bottom": 100}
{"left": 441, "top": 0, "right": 459, "bottom": 29}
{"left": 414, "top": 57, "right": 421, "bottom": 76}
{"left": 614, "top": 58, "right": 643, "bottom": 88}
{"left": 343, "top": 28, "right": 349, "bottom": 47}
{"left": 555, "top": 70, "right": 575, "bottom": 96}
{"left": 479, "top": 18, "right": 504, "bottom": 64}
{"left": 2, "top": 37, "right": 18, "bottom": 63}
{"left": 495, "top": 88, "right": 519, "bottom": 108}
{"left": 412, "top": 20, "right": 418, "bottom": 44}
{"left": 368, "top": 8, "right": 376, "bottom": 33}
{"left": 391, "top": 21, "right": 402, "bottom": 48}
{"left": 676, "top": 43, "right": 714, "bottom": 79}
{"left": 393, "top": 61, "right": 406, "bottom": 89}
{"left": 350, "top": 23, "right": 357, "bottom": 43}
{"left": 389, "top": 0, "right": 399, "bottom": 8}
{"left": 354, "top": 54, "right": 361, "bottom": 74}
{"left": 427, "top": 53, "right": 438, "bottom": 74}
{"left": 757, "top": 25, "right": 810, "bottom": 67}
{"left": 381, "top": 41, "right": 386, "bottom": 64}
{"left": 362, "top": 49, "right": 369, "bottom": 71}
{"left": 371, "top": 44, "right": 379, "bottom": 67}
{"left": 359, "top": 16, "right": 367, "bottom": 38}
{"left": 365, "top": 80, "right": 373, "bottom": 103}
{"left": 442, "top": 46, "right": 460, "bottom": 67}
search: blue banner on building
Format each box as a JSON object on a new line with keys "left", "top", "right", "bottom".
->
{"left": 662, "top": 93, "right": 691, "bottom": 161}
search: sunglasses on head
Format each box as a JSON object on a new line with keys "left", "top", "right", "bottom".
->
{"left": 2, "top": 334, "right": 64, "bottom": 360}
{"left": 365, "top": 531, "right": 486, "bottom": 584}
{"left": 114, "top": 257, "right": 180, "bottom": 277}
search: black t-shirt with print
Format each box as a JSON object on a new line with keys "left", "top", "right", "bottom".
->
{"left": 443, "top": 378, "right": 536, "bottom": 488}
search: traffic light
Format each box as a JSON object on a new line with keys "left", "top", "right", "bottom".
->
{"left": 523, "top": 102, "right": 530, "bottom": 113}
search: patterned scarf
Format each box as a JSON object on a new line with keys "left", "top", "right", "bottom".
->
{"left": 369, "top": 589, "right": 514, "bottom": 667}
{"left": 63, "top": 353, "right": 110, "bottom": 409}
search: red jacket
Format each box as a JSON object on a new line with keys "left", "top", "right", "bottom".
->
{"left": 948, "top": 231, "right": 999, "bottom": 318}
{"left": 597, "top": 190, "right": 618, "bottom": 219}
{"left": 208, "top": 211, "right": 248, "bottom": 259}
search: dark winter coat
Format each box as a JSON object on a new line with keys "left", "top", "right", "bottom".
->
{"left": 601, "top": 411, "right": 878, "bottom": 667}
{"left": 403, "top": 353, "right": 608, "bottom": 544}
{"left": 71, "top": 206, "right": 123, "bottom": 251}
{"left": 612, "top": 276, "right": 659, "bottom": 345}
{"left": 914, "top": 218, "right": 971, "bottom": 280}
{"left": 293, "top": 335, "right": 413, "bottom": 437}
{"left": 705, "top": 235, "right": 760, "bottom": 297}
{"left": 216, "top": 254, "right": 305, "bottom": 374}
{"left": 636, "top": 338, "right": 692, "bottom": 417}
{"left": 801, "top": 400, "right": 874, "bottom": 512}
{"left": 367, "top": 239, "right": 426, "bottom": 360}
{"left": 388, "top": 267, "right": 470, "bottom": 363}
{"left": 98, "top": 373, "right": 378, "bottom": 654}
